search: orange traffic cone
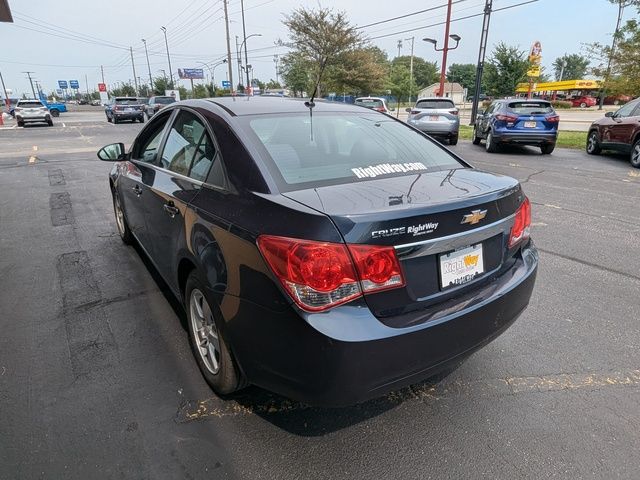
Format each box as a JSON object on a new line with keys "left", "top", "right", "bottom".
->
{"left": 0, "top": 112, "right": 4, "bottom": 126}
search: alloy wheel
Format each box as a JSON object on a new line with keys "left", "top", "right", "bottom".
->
{"left": 189, "top": 289, "right": 221, "bottom": 375}
{"left": 587, "top": 133, "right": 597, "bottom": 153}
{"left": 632, "top": 143, "right": 640, "bottom": 167}
{"left": 114, "top": 195, "right": 125, "bottom": 236}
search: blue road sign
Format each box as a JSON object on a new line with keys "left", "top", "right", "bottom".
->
{"left": 58, "top": 80, "right": 68, "bottom": 89}
{"left": 221, "top": 80, "right": 231, "bottom": 88}
{"left": 69, "top": 80, "right": 80, "bottom": 89}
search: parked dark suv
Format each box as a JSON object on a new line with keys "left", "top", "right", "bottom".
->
{"left": 473, "top": 99, "right": 559, "bottom": 154}
{"left": 586, "top": 98, "right": 640, "bottom": 168}
{"left": 105, "top": 97, "right": 145, "bottom": 124}
{"left": 97, "top": 98, "right": 538, "bottom": 406}
{"left": 145, "top": 96, "right": 176, "bottom": 119}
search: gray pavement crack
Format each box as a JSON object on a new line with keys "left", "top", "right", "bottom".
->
{"left": 537, "top": 248, "right": 640, "bottom": 282}
{"left": 520, "top": 169, "right": 545, "bottom": 184}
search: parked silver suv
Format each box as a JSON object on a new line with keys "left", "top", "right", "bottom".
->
{"left": 14, "top": 99, "right": 53, "bottom": 127}
{"left": 406, "top": 97, "right": 459, "bottom": 145}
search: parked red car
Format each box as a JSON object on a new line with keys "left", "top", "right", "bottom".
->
{"left": 586, "top": 97, "right": 640, "bottom": 167}
{"left": 569, "top": 96, "right": 597, "bottom": 108}
{"left": 603, "top": 94, "right": 632, "bottom": 106}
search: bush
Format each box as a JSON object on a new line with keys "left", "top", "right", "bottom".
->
{"left": 551, "top": 100, "right": 572, "bottom": 109}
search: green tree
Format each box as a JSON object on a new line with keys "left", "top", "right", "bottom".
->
{"left": 193, "top": 84, "right": 208, "bottom": 98}
{"left": 281, "top": 6, "right": 364, "bottom": 97}
{"left": 111, "top": 84, "right": 136, "bottom": 97}
{"left": 447, "top": 63, "right": 476, "bottom": 94}
{"left": 483, "top": 43, "right": 529, "bottom": 97}
{"left": 552, "top": 54, "right": 590, "bottom": 81}
{"left": 153, "top": 76, "right": 169, "bottom": 96}
{"left": 386, "top": 63, "right": 416, "bottom": 106}
{"left": 265, "top": 79, "right": 282, "bottom": 90}
{"left": 178, "top": 86, "right": 188, "bottom": 100}
{"left": 326, "top": 46, "right": 387, "bottom": 94}
{"left": 280, "top": 53, "right": 311, "bottom": 96}
{"left": 392, "top": 56, "right": 438, "bottom": 88}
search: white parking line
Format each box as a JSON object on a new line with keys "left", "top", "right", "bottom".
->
{"left": 62, "top": 123, "right": 66, "bottom": 128}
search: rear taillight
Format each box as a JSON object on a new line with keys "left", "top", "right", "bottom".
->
{"left": 546, "top": 115, "right": 560, "bottom": 123}
{"left": 114, "top": 106, "right": 121, "bottom": 111}
{"left": 410, "top": 110, "right": 420, "bottom": 115}
{"left": 257, "top": 235, "right": 405, "bottom": 312}
{"left": 375, "top": 107, "right": 386, "bottom": 112}
{"left": 508, "top": 197, "right": 531, "bottom": 248}
{"left": 449, "top": 110, "right": 458, "bottom": 115}
{"left": 495, "top": 114, "right": 518, "bottom": 122}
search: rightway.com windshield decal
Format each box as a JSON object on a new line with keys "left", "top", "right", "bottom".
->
{"left": 351, "top": 162, "right": 428, "bottom": 179}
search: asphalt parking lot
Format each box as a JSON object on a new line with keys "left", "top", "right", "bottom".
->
{"left": 1, "top": 113, "right": 639, "bottom": 479}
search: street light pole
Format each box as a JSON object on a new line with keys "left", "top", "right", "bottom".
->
{"left": 439, "top": 0, "right": 454, "bottom": 97}
{"left": 405, "top": 37, "right": 415, "bottom": 103}
{"left": 23, "top": 71, "right": 36, "bottom": 98}
{"left": 239, "top": 33, "right": 262, "bottom": 92}
{"left": 211, "top": 59, "right": 227, "bottom": 88}
{"left": 273, "top": 55, "right": 279, "bottom": 84}
{"left": 142, "top": 39, "right": 153, "bottom": 91}
{"left": 470, "top": 0, "right": 492, "bottom": 126}
{"left": 223, "top": 0, "right": 234, "bottom": 92}
{"left": 160, "top": 26, "right": 174, "bottom": 88}
{"left": 423, "top": 32, "right": 461, "bottom": 97}
{"left": 130, "top": 46, "right": 139, "bottom": 95}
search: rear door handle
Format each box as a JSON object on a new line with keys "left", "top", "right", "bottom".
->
{"left": 163, "top": 202, "right": 180, "bottom": 218}
{"left": 132, "top": 185, "right": 142, "bottom": 196}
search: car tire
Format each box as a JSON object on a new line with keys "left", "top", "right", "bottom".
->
{"left": 630, "top": 138, "right": 640, "bottom": 168}
{"left": 106, "top": 114, "right": 112, "bottom": 123}
{"left": 449, "top": 135, "right": 458, "bottom": 146}
{"left": 139, "top": 116, "right": 144, "bottom": 123}
{"left": 472, "top": 125, "right": 481, "bottom": 145}
{"left": 50, "top": 109, "right": 60, "bottom": 117}
{"left": 17, "top": 120, "right": 24, "bottom": 127}
{"left": 112, "top": 190, "right": 133, "bottom": 245}
{"left": 580, "top": 102, "right": 587, "bottom": 109}
{"left": 540, "top": 143, "right": 555, "bottom": 155}
{"left": 185, "top": 272, "right": 244, "bottom": 396}
{"left": 113, "top": 116, "right": 119, "bottom": 124}
{"left": 586, "top": 131, "right": 602, "bottom": 155}
{"left": 485, "top": 130, "right": 498, "bottom": 153}
{"left": 47, "top": 119, "right": 53, "bottom": 127}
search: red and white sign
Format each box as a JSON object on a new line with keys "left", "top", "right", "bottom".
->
{"left": 98, "top": 83, "right": 107, "bottom": 92}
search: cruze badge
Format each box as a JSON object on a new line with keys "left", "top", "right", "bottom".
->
{"left": 461, "top": 209, "right": 487, "bottom": 225}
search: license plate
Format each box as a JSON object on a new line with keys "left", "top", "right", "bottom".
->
{"left": 429, "top": 115, "right": 439, "bottom": 121}
{"left": 439, "top": 244, "right": 484, "bottom": 289}
{"left": 126, "top": 107, "right": 133, "bottom": 112}
{"left": 524, "top": 121, "right": 536, "bottom": 128}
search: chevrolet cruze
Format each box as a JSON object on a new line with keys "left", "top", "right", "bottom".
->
{"left": 97, "top": 97, "right": 538, "bottom": 406}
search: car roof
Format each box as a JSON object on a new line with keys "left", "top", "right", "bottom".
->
{"left": 416, "top": 97, "right": 455, "bottom": 101}
{"left": 17, "top": 99, "right": 42, "bottom": 102}
{"left": 355, "top": 97, "right": 384, "bottom": 101}
{"left": 200, "top": 96, "right": 371, "bottom": 116}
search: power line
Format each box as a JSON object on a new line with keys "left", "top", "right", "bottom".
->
{"left": 368, "top": 0, "right": 539, "bottom": 40}
{"left": 357, "top": 0, "right": 468, "bottom": 30}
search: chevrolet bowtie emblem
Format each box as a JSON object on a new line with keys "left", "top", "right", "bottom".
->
{"left": 461, "top": 209, "right": 487, "bottom": 225}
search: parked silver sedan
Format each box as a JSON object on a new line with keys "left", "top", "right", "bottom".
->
{"left": 406, "top": 97, "right": 459, "bottom": 145}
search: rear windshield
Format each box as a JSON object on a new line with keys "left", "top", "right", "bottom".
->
{"left": 355, "top": 99, "right": 383, "bottom": 108}
{"left": 507, "top": 102, "right": 554, "bottom": 114}
{"left": 415, "top": 99, "right": 455, "bottom": 109}
{"left": 243, "top": 113, "right": 463, "bottom": 190}
{"left": 115, "top": 98, "right": 139, "bottom": 105}
{"left": 155, "top": 97, "right": 175, "bottom": 105}
{"left": 17, "top": 101, "right": 44, "bottom": 108}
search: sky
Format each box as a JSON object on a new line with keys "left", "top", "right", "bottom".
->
{"left": 0, "top": 0, "right": 634, "bottom": 98}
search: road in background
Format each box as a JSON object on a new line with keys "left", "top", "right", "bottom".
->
{"left": 1, "top": 117, "right": 639, "bottom": 479}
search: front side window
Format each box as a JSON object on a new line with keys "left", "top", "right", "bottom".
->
{"left": 133, "top": 111, "right": 172, "bottom": 163}
{"left": 615, "top": 101, "right": 639, "bottom": 118}
{"left": 244, "top": 113, "right": 463, "bottom": 189}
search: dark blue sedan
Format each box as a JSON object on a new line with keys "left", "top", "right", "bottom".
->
{"left": 473, "top": 99, "right": 559, "bottom": 154}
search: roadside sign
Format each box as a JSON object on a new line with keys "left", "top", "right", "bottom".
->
{"left": 69, "top": 80, "right": 80, "bottom": 89}
{"left": 165, "top": 89, "right": 180, "bottom": 102}
{"left": 98, "top": 83, "right": 107, "bottom": 92}
{"left": 56, "top": 89, "right": 63, "bottom": 95}
{"left": 58, "top": 80, "right": 68, "bottom": 89}
{"left": 221, "top": 80, "right": 231, "bottom": 88}
{"left": 178, "top": 68, "right": 204, "bottom": 80}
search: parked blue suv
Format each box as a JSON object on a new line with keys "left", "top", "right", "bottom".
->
{"left": 473, "top": 100, "right": 559, "bottom": 154}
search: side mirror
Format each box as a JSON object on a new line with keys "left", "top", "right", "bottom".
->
{"left": 405, "top": 107, "right": 412, "bottom": 113}
{"left": 97, "top": 143, "right": 126, "bottom": 161}
{"left": 605, "top": 111, "right": 614, "bottom": 118}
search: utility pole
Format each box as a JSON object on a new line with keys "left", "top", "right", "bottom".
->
{"left": 235, "top": 36, "right": 243, "bottom": 89}
{"left": 130, "top": 46, "right": 139, "bottom": 95}
{"left": 161, "top": 26, "right": 174, "bottom": 88}
{"left": 439, "top": 0, "right": 453, "bottom": 97}
{"left": 273, "top": 55, "right": 279, "bottom": 84}
{"left": 23, "top": 71, "right": 36, "bottom": 98}
{"left": 85, "top": 74, "right": 89, "bottom": 98}
{"left": 598, "top": 0, "right": 627, "bottom": 110}
{"left": 100, "top": 65, "right": 105, "bottom": 84}
{"left": 223, "top": 0, "right": 234, "bottom": 92}
{"left": 405, "top": 36, "right": 415, "bottom": 103}
{"left": 0, "top": 69, "right": 10, "bottom": 109}
{"left": 240, "top": 0, "right": 251, "bottom": 90}
{"left": 142, "top": 39, "right": 153, "bottom": 91}
{"left": 470, "top": 0, "right": 492, "bottom": 126}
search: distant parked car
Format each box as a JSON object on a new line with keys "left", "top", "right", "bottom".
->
{"left": 586, "top": 97, "right": 640, "bottom": 168}
{"left": 354, "top": 96, "right": 389, "bottom": 113}
{"left": 78, "top": 99, "right": 88, "bottom": 105}
{"left": 468, "top": 93, "right": 490, "bottom": 103}
{"left": 145, "top": 96, "right": 176, "bottom": 119}
{"left": 568, "top": 95, "right": 597, "bottom": 108}
{"left": 105, "top": 97, "right": 145, "bottom": 124}
{"left": 91, "top": 99, "right": 102, "bottom": 106}
{"left": 14, "top": 99, "right": 53, "bottom": 127}
{"left": 406, "top": 97, "right": 460, "bottom": 145}
{"left": 603, "top": 94, "right": 632, "bottom": 106}
{"left": 473, "top": 99, "right": 559, "bottom": 154}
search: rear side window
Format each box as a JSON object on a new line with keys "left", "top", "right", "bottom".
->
{"left": 356, "top": 99, "right": 383, "bottom": 108}
{"left": 244, "top": 113, "right": 463, "bottom": 189}
{"left": 155, "top": 97, "right": 175, "bottom": 105}
{"left": 115, "top": 98, "right": 139, "bottom": 105}
{"left": 416, "top": 99, "right": 455, "bottom": 109}
{"left": 507, "top": 102, "right": 554, "bottom": 115}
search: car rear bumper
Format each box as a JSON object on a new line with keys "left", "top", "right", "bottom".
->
{"left": 408, "top": 120, "right": 459, "bottom": 136}
{"left": 16, "top": 114, "right": 51, "bottom": 122}
{"left": 113, "top": 112, "right": 143, "bottom": 119}
{"left": 493, "top": 131, "right": 557, "bottom": 145}
{"left": 225, "top": 242, "right": 538, "bottom": 407}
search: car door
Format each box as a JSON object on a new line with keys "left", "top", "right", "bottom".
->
{"left": 606, "top": 100, "right": 640, "bottom": 149}
{"left": 144, "top": 108, "right": 214, "bottom": 291}
{"left": 118, "top": 109, "right": 174, "bottom": 250}
{"left": 479, "top": 102, "right": 497, "bottom": 136}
